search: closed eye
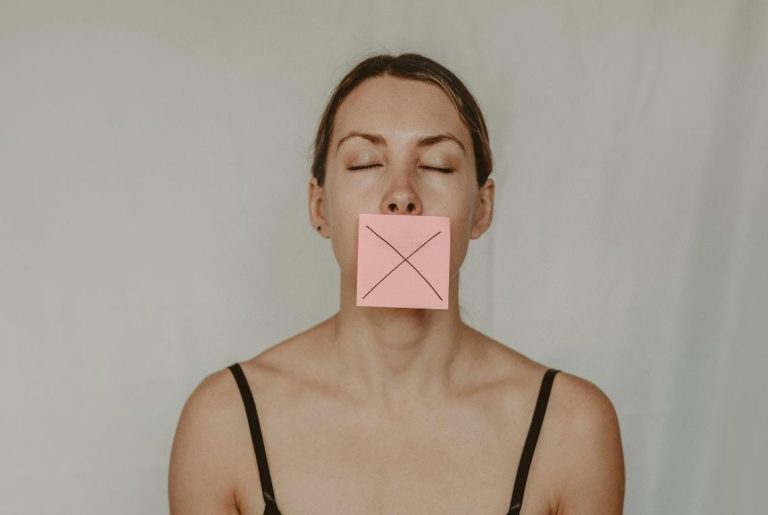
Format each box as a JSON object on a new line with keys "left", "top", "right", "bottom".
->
{"left": 421, "top": 166, "right": 454, "bottom": 173}
{"left": 347, "top": 164, "right": 381, "bottom": 171}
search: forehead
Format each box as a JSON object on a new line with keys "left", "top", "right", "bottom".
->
{"left": 332, "top": 75, "right": 471, "bottom": 145}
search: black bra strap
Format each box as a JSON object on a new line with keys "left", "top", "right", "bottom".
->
{"left": 228, "top": 363, "right": 279, "bottom": 509}
{"left": 508, "top": 368, "right": 560, "bottom": 515}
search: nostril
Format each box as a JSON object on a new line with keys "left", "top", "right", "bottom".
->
{"left": 388, "top": 203, "right": 397, "bottom": 212}
{"left": 407, "top": 203, "right": 415, "bottom": 213}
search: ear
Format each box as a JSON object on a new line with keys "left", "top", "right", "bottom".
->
{"left": 470, "top": 178, "right": 494, "bottom": 239}
{"left": 308, "top": 177, "right": 328, "bottom": 237}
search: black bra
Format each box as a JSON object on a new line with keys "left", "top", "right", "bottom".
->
{"left": 228, "top": 363, "right": 560, "bottom": 515}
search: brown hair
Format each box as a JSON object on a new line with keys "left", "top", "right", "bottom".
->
{"left": 311, "top": 53, "right": 492, "bottom": 187}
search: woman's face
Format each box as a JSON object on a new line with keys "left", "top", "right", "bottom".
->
{"left": 309, "top": 75, "right": 494, "bottom": 289}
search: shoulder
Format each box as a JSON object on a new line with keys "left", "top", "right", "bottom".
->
{"left": 548, "top": 371, "right": 621, "bottom": 434}
{"left": 469, "top": 331, "right": 624, "bottom": 513}
{"left": 467, "top": 330, "right": 620, "bottom": 436}
{"left": 171, "top": 366, "right": 250, "bottom": 439}
{"left": 545, "top": 371, "right": 626, "bottom": 514}
{"left": 169, "top": 357, "right": 291, "bottom": 453}
{"left": 168, "top": 365, "right": 259, "bottom": 514}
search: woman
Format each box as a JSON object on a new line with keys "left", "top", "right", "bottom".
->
{"left": 168, "top": 53, "right": 625, "bottom": 515}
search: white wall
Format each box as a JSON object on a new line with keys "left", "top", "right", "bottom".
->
{"left": 1, "top": 1, "right": 766, "bottom": 513}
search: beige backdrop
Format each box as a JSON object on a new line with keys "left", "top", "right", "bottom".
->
{"left": 1, "top": 1, "right": 766, "bottom": 513}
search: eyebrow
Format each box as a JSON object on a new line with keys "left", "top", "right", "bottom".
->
{"left": 335, "top": 131, "right": 466, "bottom": 155}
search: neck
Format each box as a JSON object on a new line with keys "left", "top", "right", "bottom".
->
{"left": 328, "top": 271, "right": 472, "bottom": 410}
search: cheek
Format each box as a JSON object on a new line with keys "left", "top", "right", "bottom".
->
{"left": 325, "top": 192, "right": 362, "bottom": 276}
{"left": 326, "top": 173, "right": 375, "bottom": 217}
{"left": 448, "top": 221, "right": 471, "bottom": 275}
{"left": 330, "top": 229, "right": 358, "bottom": 280}
{"left": 444, "top": 195, "right": 477, "bottom": 274}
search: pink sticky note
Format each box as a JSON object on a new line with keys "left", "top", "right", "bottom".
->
{"left": 356, "top": 213, "right": 450, "bottom": 309}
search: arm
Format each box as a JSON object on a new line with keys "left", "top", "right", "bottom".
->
{"left": 168, "top": 372, "right": 240, "bottom": 515}
{"left": 555, "top": 378, "right": 625, "bottom": 515}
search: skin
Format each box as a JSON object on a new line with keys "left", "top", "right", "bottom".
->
{"left": 168, "top": 75, "right": 625, "bottom": 514}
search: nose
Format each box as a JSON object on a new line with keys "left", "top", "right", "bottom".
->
{"left": 380, "top": 175, "right": 422, "bottom": 215}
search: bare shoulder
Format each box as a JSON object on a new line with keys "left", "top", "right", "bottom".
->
{"left": 470, "top": 331, "right": 621, "bottom": 442}
{"left": 539, "top": 368, "right": 621, "bottom": 434}
{"left": 545, "top": 371, "right": 626, "bottom": 515}
{"left": 168, "top": 366, "right": 254, "bottom": 515}
{"left": 470, "top": 331, "right": 624, "bottom": 514}
{"left": 167, "top": 328, "right": 311, "bottom": 515}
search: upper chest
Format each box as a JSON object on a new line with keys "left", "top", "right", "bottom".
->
{"left": 230, "top": 379, "right": 562, "bottom": 515}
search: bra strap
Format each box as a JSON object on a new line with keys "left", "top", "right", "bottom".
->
{"left": 508, "top": 368, "right": 560, "bottom": 514}
{"left": 228, "top": 363, "right": 279, "bottom": 509}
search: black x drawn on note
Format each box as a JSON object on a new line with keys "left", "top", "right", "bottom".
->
{"left": 362, "top": 225, "right": 443, "bottom": 301}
